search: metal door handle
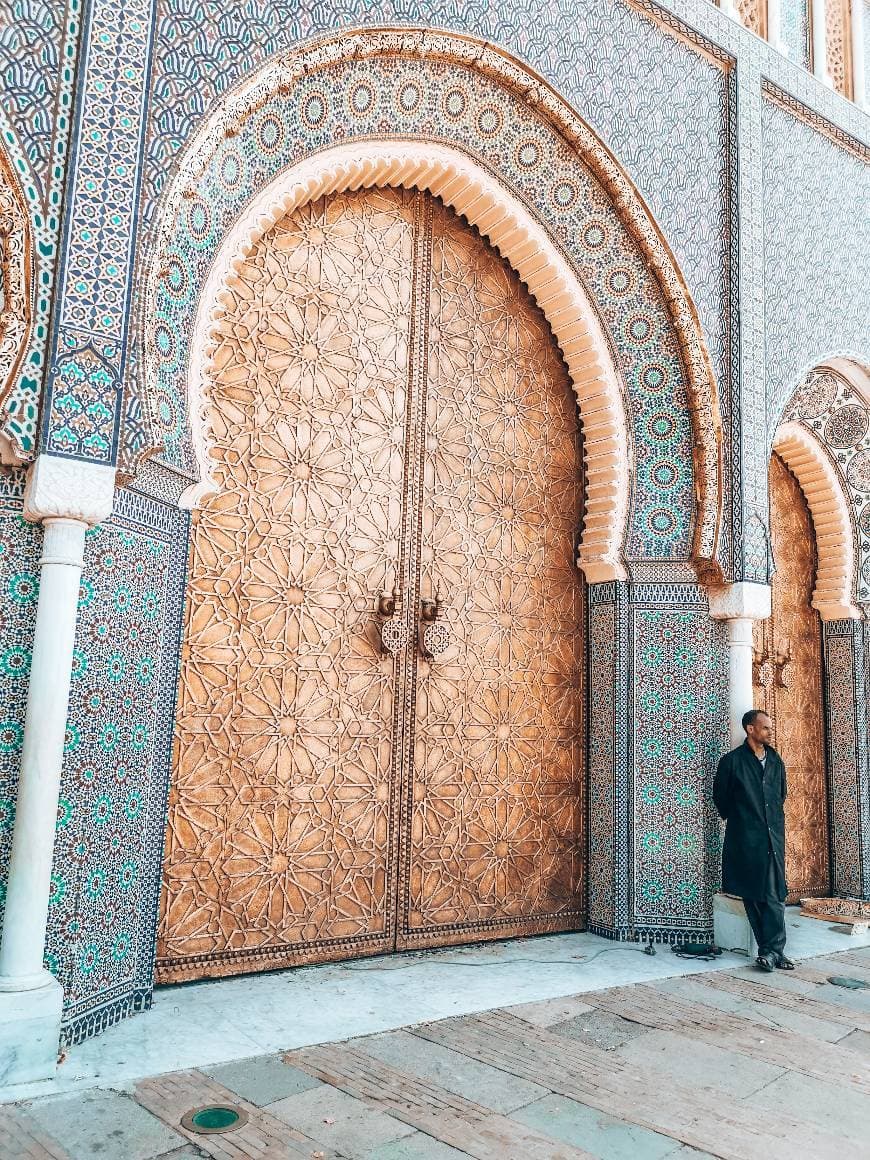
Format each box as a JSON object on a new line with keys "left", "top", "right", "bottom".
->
{"left": 419, "top": 585, "right": 450, "bottom": 658}
{"left": 377, "top": 572, "right": 407, "bottom": 655}
{"left": 378, "top": 586, "right": 399, "bottom": 618}
{"left": 420, "top": 589, "right": 442, "bottom": 623}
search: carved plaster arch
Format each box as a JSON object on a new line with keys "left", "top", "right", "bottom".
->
{"left": 772, "top": 351, "right": 870, "bottom": 435}
{"left": 824, "top": 356, "right": 870, "bottom": 407}
{"left": 189, "top": 140, "right": 628, "bottom": 581}
{"left": 0, "top": 144, "right": 33, "bottom": 462}
{"left": 773, "top": 421, "right": 861, "bottom": 620}
{"left": 142, "top": 26, "right": 724, "bottom": 578}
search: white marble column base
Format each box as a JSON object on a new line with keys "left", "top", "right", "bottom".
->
{"left": 713, "top": 892, "right": 757, "bottom": 959}
{"left": 0, "top": 973, "right": 61, "bottom": 1085}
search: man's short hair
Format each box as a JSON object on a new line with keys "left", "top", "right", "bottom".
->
{"left": 742, "top": 708, "right": 768, "bottom": 731}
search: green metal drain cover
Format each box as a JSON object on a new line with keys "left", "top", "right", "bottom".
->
{"left": 180, "top": 1104, "right": 248, "bottom": 1134}
{"left": 827, "top": 975, "right": 869, "bottom": 990}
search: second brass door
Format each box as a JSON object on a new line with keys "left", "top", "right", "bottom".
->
{"left": 753, "top": 453, "right": 830, "bottom": 901}
{"left": 157, "top": 188, "right": 585, "bottom": 981}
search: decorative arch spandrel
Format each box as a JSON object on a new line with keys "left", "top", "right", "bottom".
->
{"left": 137, "top": 27, "right": 723, "bottom": 577}
{"left": 781, "top": 361, "right": 870, "bottom": 612}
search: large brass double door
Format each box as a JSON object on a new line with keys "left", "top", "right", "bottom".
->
{"left": 157, "top": 188, "right": 586, "bottom": 981}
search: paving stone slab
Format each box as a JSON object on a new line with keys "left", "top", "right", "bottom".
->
{"left": 512, "top": 1093, "right": 681, "bottom": 1160}
{"left": 653, "top": 975, "right": 847, "bottom": 1043}
{"left": 362, "top": 1030, "right": 548, "bottom": 1113}
{"left": 417, "top": 1008, "right": 847, "bottom": 1159}
{"left": 203, "top": 1053, "right": 322, "bottom": 1106}
{"left": 0, "top": 1104, "right": 72, "bottom": 1160}
{"left": 549, "top": 1008, "right": 652, "bottom": 1050}
{"left": 267, "top": 1082, "right": 416, "bottom": 1158}
{"left": 505, "top": 996, "right": 596, "bottom": 1028}
{"left": 613, "top": 1028, "right": 785, "bottom": 1100}
{"left": 796, "top": 977, "right": 870, "bottom": 1015}
{"left": 287, "top": 1040, "right": 593, "bottom": 1159}
{"left": 836, "top": 1028, "right": 870, "bottom": 1056}
{"left": 743, "top": 1067, "right": 870, "bottom": 1146}
{"left": 136, "top": 1069, "right": 327, "bottom": 1158}
{"left": 364, "top": 1132, "right": 470, "bottom": 1158}
{"left": 24, "top": 1088, "right": 184, "bottom": 1160}
{"left": 150, "top": 1147, "right": 210, "bottom": 1159}
{"left": 697, "top": 970, "right": 870, "bottom": 1031}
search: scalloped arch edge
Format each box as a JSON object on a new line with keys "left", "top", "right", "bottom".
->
{"left": 774, "top": 421, "right": 863, "bottom": 621}
{"left": 184, "top": 141, "right": 632, "bottom": 582}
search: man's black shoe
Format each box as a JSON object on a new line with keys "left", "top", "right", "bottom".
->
{"left": 755, "top": 953, "right": 776, "bottom": 972}
{"left": 773, "top": 952, "right": 795, "bottom": 970}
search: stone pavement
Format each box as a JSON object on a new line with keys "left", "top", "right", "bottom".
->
{"left": 1, "top": 946, "right": 869, "bottom": 1160}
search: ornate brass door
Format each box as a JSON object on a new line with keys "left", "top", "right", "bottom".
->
{"left": 157, "top": 188, "right": 585, "bottom": 982}
{"left": 752, "top": 453, "right": 830, "bottom": 901}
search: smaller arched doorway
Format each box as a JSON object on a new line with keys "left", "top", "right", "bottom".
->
{"left": 753, "top": 453, "right": 830, "bottom": 901}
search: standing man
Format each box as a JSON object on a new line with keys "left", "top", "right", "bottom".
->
{"left": 713, "top": 709, "right": 795, "bottom": 972}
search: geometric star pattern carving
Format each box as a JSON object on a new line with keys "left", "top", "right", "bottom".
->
{"left": 405, "top": 199, "right": 585, "bottom": 942}
{"left": 753, "top": 452, "right": 830, "bottom": 901}
{"left": 158, "top": 187, "right": 585, "bottom": 979}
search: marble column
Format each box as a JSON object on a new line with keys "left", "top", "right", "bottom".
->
{"left": 709, "top": 582, "right": 772, "bottom": 749}
{"left": 0, "top": 455, "right": 114, "bottom": 1085}
{"left": 708, "top": 583, "right": 772, "bottom": 951}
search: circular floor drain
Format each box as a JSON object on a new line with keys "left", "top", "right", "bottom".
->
{"left": 827, "top": 975, "right": 869, "bottom": 990}
{"left": 180, "top": 1104, "right": 248, "bottom": 1134}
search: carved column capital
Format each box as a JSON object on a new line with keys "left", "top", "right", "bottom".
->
{"left": 23, "top": 454, "right": 115, "bottom": 526}
{"left": 708, "top": 581, "right": 771, "bottom": 622}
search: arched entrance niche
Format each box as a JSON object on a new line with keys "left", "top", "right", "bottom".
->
{"left": 157, "top": 185, "right": 590, "bottom": 979}
{"left": 765, "top": 362, "right": 870, "bottom": 902}
{"left": 140, "top": 29, "right": 729, "bottom": 964}
{"left": 753, "top": 449, "right": 831, "bottom": 899}
{"left": 139, "top": 27, "right": 724, "bottom": 579}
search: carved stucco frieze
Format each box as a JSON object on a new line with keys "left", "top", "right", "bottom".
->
{"left": 0, "top": 150, "right": 33, "bottom": 425}
{"left": 774, "top": 420, "right": 861, "bottom": 620}
{"left": 782, "top": 363, "right": 870, "bottom": 614}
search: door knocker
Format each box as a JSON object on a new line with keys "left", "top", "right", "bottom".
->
{"left": 753, "top": 638, "right": 793, "bottom": 690}
{"left": 419, "top": 588, "right": 450, "bottom": 658}
{"left": 377, "top": 580, "right": 408, "bottom": 656}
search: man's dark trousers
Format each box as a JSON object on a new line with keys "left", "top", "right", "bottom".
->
{"left": 742, "top": 851, "right": 786, "bottom": 957}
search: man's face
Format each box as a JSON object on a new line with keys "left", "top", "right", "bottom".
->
{"left": 746, "top": 713, "right": 773, "bottom": 746}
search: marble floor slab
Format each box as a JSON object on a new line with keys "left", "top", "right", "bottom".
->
{"left": 1, "top": 909, "right": 867, "bottom": 1105}
{"left": 4, "top": 944, "right": 868, "bottom": 1160}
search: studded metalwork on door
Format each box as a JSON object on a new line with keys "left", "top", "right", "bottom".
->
{"left": 156, "top": 188, "right": 585, "bottom": 982}
{"left": 753, "top": 453, "right": 830, "bottom": 902}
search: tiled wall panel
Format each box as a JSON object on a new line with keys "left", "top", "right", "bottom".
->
{"left": 587, "top": 582, "right": 729, "bottom": 942}
{"left": 42, "top": 486, "right": 189, "bottom": 1043}
{"left": 0, "top": 471, "right": 40, "bottom": 914}
{"left": 762, "top": 99, "right": 870, "bottom": 431}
